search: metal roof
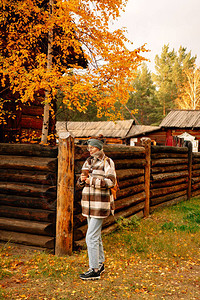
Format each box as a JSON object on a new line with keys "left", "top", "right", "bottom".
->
{"left": 125, "top": 125, "right": 161, "bottom": 138}
{"left": 160, "top": 110, "right": 200, "bottom": 128}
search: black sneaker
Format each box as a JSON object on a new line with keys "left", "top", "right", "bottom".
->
{"left": 99, "top": 263, "right": 105, "bottom": 274}
{"left": 79, "top": 269, "right": 101, "bottom": 280}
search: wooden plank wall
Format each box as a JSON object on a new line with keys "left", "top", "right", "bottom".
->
{"left": 73, "top": 145, "right": 146, "bottom": 247}
{"left": 150, "top": 145, "right": 189, "bottom": 211}
{"left": 0, "top": 144, "right": 58, "bottom": 250}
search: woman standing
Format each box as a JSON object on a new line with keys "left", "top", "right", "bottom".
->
{"left": 77, "top": 135, "right": 116, "bottom": 280}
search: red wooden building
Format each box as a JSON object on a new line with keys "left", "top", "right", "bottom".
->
{"left": 123, "top": 110, "right": 200, "bottom": 150}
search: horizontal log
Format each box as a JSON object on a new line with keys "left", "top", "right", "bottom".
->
{"left": 75, "top": 145, "right": 145, "bottom": 160}
{"left": 191, "top": 189, "right": 200, "bottom": 197}
{"left": 75, "top": 158, "right": 146, "bottom": 173}
{"left": 193, "top": 152, "right": 200, "bottom": 158}
{"left": 116, "top": 169, "right": 144, "bottom": 181}
{"left": 151, "top": 145, "right": 188, "bottom": 154}
{"left": 151, "top": 152, "right": 188, "bottom": 159}
{"left": 117, "top": 184, "right": 145, "bottom": 199}
{"left": 113, "top": 159, "right": 146, "bottom": 170}
{"left": 0, "top": 156, "right": 57, "bottom": 172}
{"left": 0, "top": 230, "right": 55, "bottom": 249}
{"left": 0, "top": 182, "right": 56, "bottom": 200}
{"left": 192, "top": 157, "right": 200, "bottom": 164}
{"left": 0, "top": 194, "right": 56, "bottom": 210}
{"left": 152, "top": 164, "right": 188, "bottom": 174}
{"left": 192, "top": 181, "right": 200, "bottom": 190}
{"left": 74, "top": 202, "right": 145, "bottom": 241}
{"left": 151, "top": 177, "right": 187, "bottom": 189}
{"left": 151, "top": 171, "right": 188, "bottom": 182}
{"left": 192, "top": 169, "right": 200, "bottom": 177}
{"left": 115, "top": 191, "right": 145, "bottom": 211}
{"left": 0, "top": 143, "right": 58, "bottom": 157}
{"left": 0, "top": 169, "right": 56, "bottom": 185}
{"left": 192, "top": 163, "right": 200, "bottom": 170}
{"left": 192, "top": 177, "right": 200, "bottom": 183}
{"left": 0, "top": 218, "right": 55, "bottom": 236}
{"left": 150, "top": 190, "right": 187, "bottom": 206}
{"left": 75, "top": 169, "right": 145, "bottom": 182}
{"left": 151, "top": 158, "right": 188, "bottom": 167}
{"left": 0, "top": 206, "right": 56, "bottom": 222}
{"left": 150, "top": 183, "right": 188, "bottom": 198}
{"left": 150, "top": 195, "right": 188, "bottom": 213}
{"left": 119, "top": 176, "right": 144, "bottom": 189}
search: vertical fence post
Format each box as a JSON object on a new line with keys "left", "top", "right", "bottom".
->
{"left": 141, "top": 138, "right": 151, "bottom": 217}
{"left": 55, "top": 132, "right": 74, "bottom": 256}
{"left": 187, "top": 141, "right": 192, "bottom": 200}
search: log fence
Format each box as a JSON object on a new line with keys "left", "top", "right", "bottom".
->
{"left": 0, "top": 138, "right": 200, "bottom": 254}
{"left": 0, "top": 144, "right": 58, "bottom": 250}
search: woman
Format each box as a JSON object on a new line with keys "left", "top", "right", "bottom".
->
{"left": 77, "top": 135, "right": 116, "bottom": 280}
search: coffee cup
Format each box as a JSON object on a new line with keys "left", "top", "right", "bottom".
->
{"left": 82, "top": 169, "right": 89, "bottom": 177}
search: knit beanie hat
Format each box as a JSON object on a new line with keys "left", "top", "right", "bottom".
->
{"left": 87, "top": 138, "right": 104, "bottom": 150}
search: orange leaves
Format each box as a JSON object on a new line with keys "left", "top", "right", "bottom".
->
{"left": 1, "top": 0, "right": 148, "bottom": 123}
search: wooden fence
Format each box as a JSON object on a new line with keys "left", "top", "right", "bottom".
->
{"left": 0, "top": 138, "right": 199, "bottom": 254}
{"left": 0, "top": 144, "right": 58, "bottom": 249}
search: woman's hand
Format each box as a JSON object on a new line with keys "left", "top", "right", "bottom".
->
{"left": 81, "top": 173, "right": 90, "bottom": 184}
{"left": 85, "top": 177, "right": 90, "bottom": 184}
{"left": 81, "top": 173, "right": 87, "bottom": 182}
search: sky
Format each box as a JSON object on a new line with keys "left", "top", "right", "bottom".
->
{"left": 114, "top": 0, "right": 200, "bottom": 72}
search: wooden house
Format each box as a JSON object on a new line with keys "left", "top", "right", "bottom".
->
{"left": 123, "top": 110, "right": 200, "bottom": 149}
{"left": 56, "top": 119, "right": 138, "bottom": 144}
{"left": 123, "top": 125, "right": 163, "bottom": 145}
{"left": 160, "top": 110, "right": 200, "bottom": 139}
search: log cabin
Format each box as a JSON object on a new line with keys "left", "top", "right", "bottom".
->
{"left": 123, "top": 110, "right": 200, "bottom": 150}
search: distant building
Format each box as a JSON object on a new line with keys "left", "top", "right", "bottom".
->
{"left": 123, "top": 110, "right": 200, "bottom": 151}
{"left": 56, "top": 119, "right": 138, "bottom": 144}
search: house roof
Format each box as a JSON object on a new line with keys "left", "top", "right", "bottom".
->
{"left": 57, "top": 119, "right": 136, "bottom": 139}
{"left": 125, "top": 125, "right": 161, "bottom": 138}
{"left": 160, "top": 110, "right": 200, "bottom": 128}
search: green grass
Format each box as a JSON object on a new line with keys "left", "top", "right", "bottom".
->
{"left": 104, "top": 197, "right": 200, "bottom": 259}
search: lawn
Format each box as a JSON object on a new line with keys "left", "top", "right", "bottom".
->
{"left": 1, "top": 197, "right": 200, "bottom": 299}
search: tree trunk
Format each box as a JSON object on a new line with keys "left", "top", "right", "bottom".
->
{"left": 41, "top": 0, "right": 53, "bottom": 144}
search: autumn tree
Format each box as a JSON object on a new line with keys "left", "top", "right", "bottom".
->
{"left": 153, "top": 45, "right": 196, "bottom": 117}
{"left": 176, "top": 67, "right": 200, "bottom": 109}
{"left": 0, "top": 0, "right": 147, "bottom": 143}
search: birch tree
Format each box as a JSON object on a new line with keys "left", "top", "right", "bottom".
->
{"left": 176, "top": 67, "right": 200, "bottom": 109}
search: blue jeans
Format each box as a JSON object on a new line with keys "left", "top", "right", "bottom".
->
{"left": 86, "top": 217, "right": 105, "bottom": 269}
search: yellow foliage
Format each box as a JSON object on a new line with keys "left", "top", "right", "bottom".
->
{"left": 0, "top": 0, "right": 148, "bottom": 140}
{"left": 176, "top": 67, "right": 200, "bottom": 110}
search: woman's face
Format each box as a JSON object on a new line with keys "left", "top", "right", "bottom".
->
{"left": 87, "top": 145, "right": 100, "bottom": 155}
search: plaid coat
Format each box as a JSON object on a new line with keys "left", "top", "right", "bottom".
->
{"left": 77, "top": 150, "right": 116, "bottom": 218}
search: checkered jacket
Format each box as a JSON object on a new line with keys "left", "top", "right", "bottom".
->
{"left": 77, "top": 150, "right": 116, "bottom": 218}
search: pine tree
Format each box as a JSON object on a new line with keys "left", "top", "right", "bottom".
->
{"left": 152, "top": 45, "right": 196, "bottom": 117}
{"left": 125, "top": 64, "right": 159, "bottom": 125}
